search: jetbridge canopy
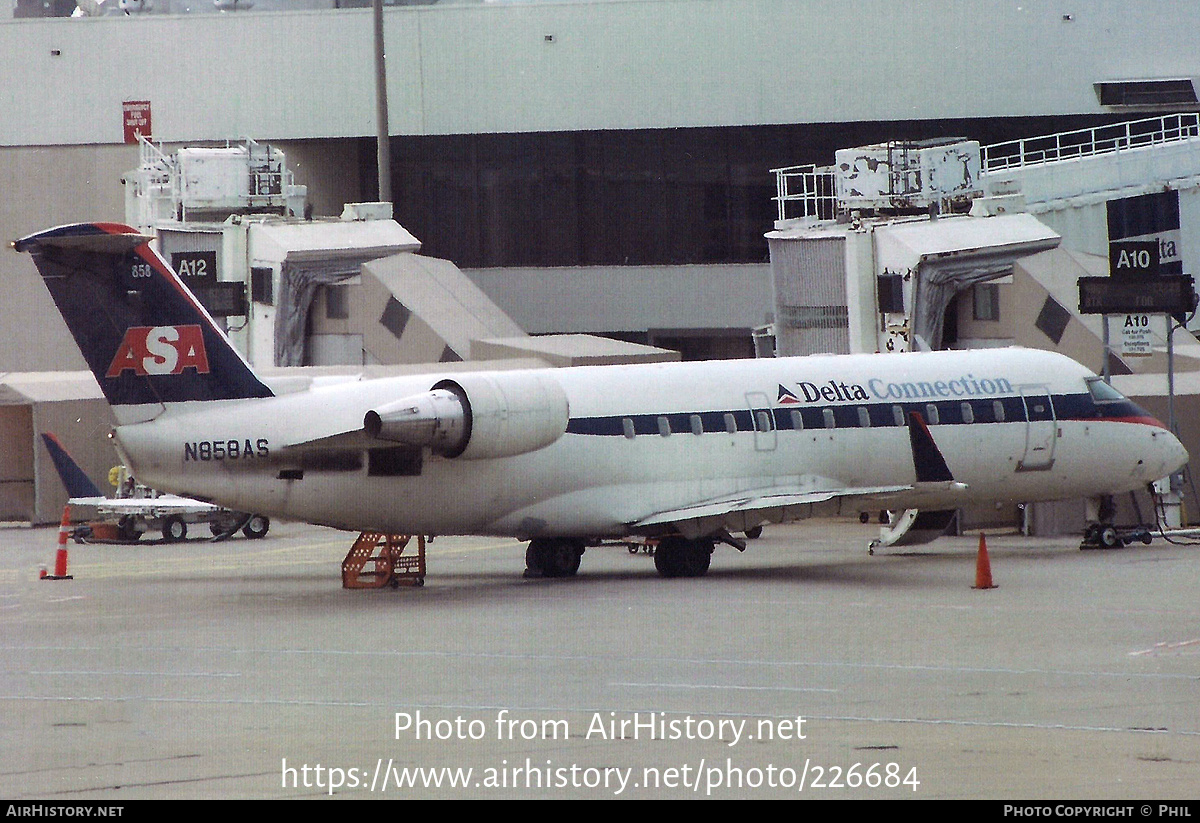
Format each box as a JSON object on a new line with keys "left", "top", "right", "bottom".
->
{"left": 877, "top": 213, "right": 1062, "bottom": 350}
{"left": 246, "top": 219, "right": 421, "bottom": 367}
{"left": 767, "top": 212, "right": 1061, "bottom": 355}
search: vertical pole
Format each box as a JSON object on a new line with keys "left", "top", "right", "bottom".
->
{"left": 373, "top": 0, "right": 392, "bottom": 207}
{"left": 1167, "top": 313, "right": 1176, "bottom": 434}
{"left": 1102, "top": 314, "right": 1111, "bottom": 383}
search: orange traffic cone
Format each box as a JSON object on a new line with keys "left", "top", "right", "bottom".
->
{"left": 972, "top": 532, "right": 996, "bottom": 590}
{"left": 42, "top": 505, "right": 73, "bottom": 581}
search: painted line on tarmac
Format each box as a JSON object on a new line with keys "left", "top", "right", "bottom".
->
{"left": 611, "top": 680, "right": 838, "bottom": 693}
{"left": 4, "top": 645, "right": 1197, "bottom": 687}
{"left": 26, "top": 669, "right": 242, "bottom": 678}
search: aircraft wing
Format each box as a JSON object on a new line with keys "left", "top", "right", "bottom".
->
{"left": 279, "top": 428, "right": 379, "bottom": 452}
{"left": 630, "top": 484, "right": 901, "bottom": 529}
{"left": 630, "top": 480, "right": 969, "bottom": 534}
{"left": 632, "top": 410, "right": 968, "bottom": 537}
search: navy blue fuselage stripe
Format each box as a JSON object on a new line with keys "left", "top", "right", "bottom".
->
{"left": 564, "top": 394, "right": 1151, "bottom": 436}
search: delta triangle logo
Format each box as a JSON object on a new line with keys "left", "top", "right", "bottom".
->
{"left": 777, "top": 384, "right": 801, "bottom": 405}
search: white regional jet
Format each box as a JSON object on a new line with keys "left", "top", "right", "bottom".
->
{"left": 13, "top": 223, "right": 1189, "bottom": 577}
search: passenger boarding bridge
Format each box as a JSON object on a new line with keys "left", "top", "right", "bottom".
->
{"left": 767, "top": 116, "right": 1200, "bottom": 537}
{"left": 769, "top": 114, "right": 1200, "bottom": 358}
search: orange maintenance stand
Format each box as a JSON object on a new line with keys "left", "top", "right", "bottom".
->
{"left": 341, "top": 532, "right": 426, "bottom": 589}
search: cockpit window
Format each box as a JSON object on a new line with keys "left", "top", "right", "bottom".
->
{"left": 1086, "top": 377, "right": 1127, "bottom": 404}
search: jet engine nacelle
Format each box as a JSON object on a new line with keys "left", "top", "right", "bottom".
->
{"left": 364, "top": 371, "right": 570, "bottom": 460}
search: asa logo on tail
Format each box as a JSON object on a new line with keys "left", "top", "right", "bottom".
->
{"left": 106, "top": 325, "right": 211, "bottom": 378}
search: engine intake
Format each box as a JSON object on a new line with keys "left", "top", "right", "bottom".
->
{"left": 363, "top": 371, "right": 569, "bottom": 460}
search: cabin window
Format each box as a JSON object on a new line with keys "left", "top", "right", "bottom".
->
{"left": 961, "top": 402, "right": 974, "bottom": 424}
{"left": 992, "top": 400, "right": 1005, "bottom": 422}
{"left": 790, "top": 410, "right": 803, "bottom": 430}
{"left": 857, "top": 407, "right": 870, "bottom": 428}
{"left": 892, "top": 405, "right": 905, "bottom": 427}
{"left": 622, "top": 418, "right": 636, "bottom": 439}
{"left": 925, "top": 404, "right": 940, "bottom": 425}
{"left": 822, "top": 408, "right": 836, "bottom": 429}
{"left": 658, "top": 416, "right": 671, "bottom": 437}
{"left": 690, "top": 415, "right": 703, "bottom": 436}
{"left": 724, "top": 413, "right": 737, "bottom": 434}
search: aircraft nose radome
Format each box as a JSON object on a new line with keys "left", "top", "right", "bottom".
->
{"left": 1149, "top": 428, "right": 1189, "bottom": 479}
{"left": 1166, "top": 430, "right": 1189, "bottom": 474}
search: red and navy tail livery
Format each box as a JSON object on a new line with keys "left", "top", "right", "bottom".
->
{"left": 14, "top": 223, "right": 272, "bottom": 410}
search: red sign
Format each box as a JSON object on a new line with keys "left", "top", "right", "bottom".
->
{"left": 106, "top": 325, "right": 210, "bottom": 378}
{"left": 123, "top": 101, "right": 152, "bottom": 144}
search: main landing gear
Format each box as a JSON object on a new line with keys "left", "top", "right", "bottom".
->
{"left": 524, "top": 537, "right": 585, "bottom": 578}
{"left": 523, "top": 534, "right": 717, "bottom": 578}
{"left": 652, "top": 536, "right": 713, "bottom": 578}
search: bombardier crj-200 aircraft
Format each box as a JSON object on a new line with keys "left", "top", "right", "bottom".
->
{"left": 14, "top": 223, "right": 1189, "bottom": 577}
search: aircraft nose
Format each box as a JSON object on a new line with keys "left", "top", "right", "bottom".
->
{"left": 1150, "top": 427, "right": 1189, "bottom": 479}
{"left": 1166, "top": 429, "right": 1189, "bottom": 474}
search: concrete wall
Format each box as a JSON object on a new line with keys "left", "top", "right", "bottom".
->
{"left": 3, "top": 1, "right": 1198, "bottom": 146}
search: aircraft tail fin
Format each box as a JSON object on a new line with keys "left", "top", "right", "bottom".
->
{"left": 40, "top": 433, "right": 104, "bottom": 499}
{"left": 13, "top": 223, "right": 273, "bottom": 415}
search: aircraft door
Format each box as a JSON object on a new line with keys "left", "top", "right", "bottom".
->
{"left": 1017, "top": 386, "right": 1056, "bottom": 471}
{"left": 746, "top": 391, "right": 777, "bottom": 452}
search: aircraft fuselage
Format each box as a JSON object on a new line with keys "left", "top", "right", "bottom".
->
{"left": 113, "top": 347, "right": 1185, "bottom": 539}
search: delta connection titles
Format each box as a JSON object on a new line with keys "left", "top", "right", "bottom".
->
{"left": 783, "top": 372, "right": 1014, "bottom": 405}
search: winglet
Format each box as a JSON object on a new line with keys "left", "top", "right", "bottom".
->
{"left": 41, "top": 433, "right": 103, "bottom": 499}
{"left": 908, "top": 412, "right": 954, "bottom": 483}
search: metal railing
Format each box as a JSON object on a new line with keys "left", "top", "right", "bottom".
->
{"left": 771, "top": 163, "right": 838, "bottom": 224}
{"left": 982, "top": 113, "right": 1200, "bottom": 172}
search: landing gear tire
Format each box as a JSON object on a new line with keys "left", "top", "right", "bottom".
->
{"left": 525, "top": 538, "right": 584, "bottom": 578}
{"left": 744, "top": 526, "right": 763, "bottom": 539}
{"left": 653, "top": 536, "right": 713, "bottom": 578}
{"left": 117, "top": 515, "right": 141, "bottom": 542}
{"left": 162, "top": 515, "right": 187, "bottom": 542}
{"left": 241, "top": 515, "right": 270, "bottom": 539}
{"left": 1098, "top": 526, "right": 1120, "bottom": 549}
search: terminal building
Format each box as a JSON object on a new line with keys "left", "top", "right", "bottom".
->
{"left": 2, "top": 0, "right": 1200, "bottom": 527}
